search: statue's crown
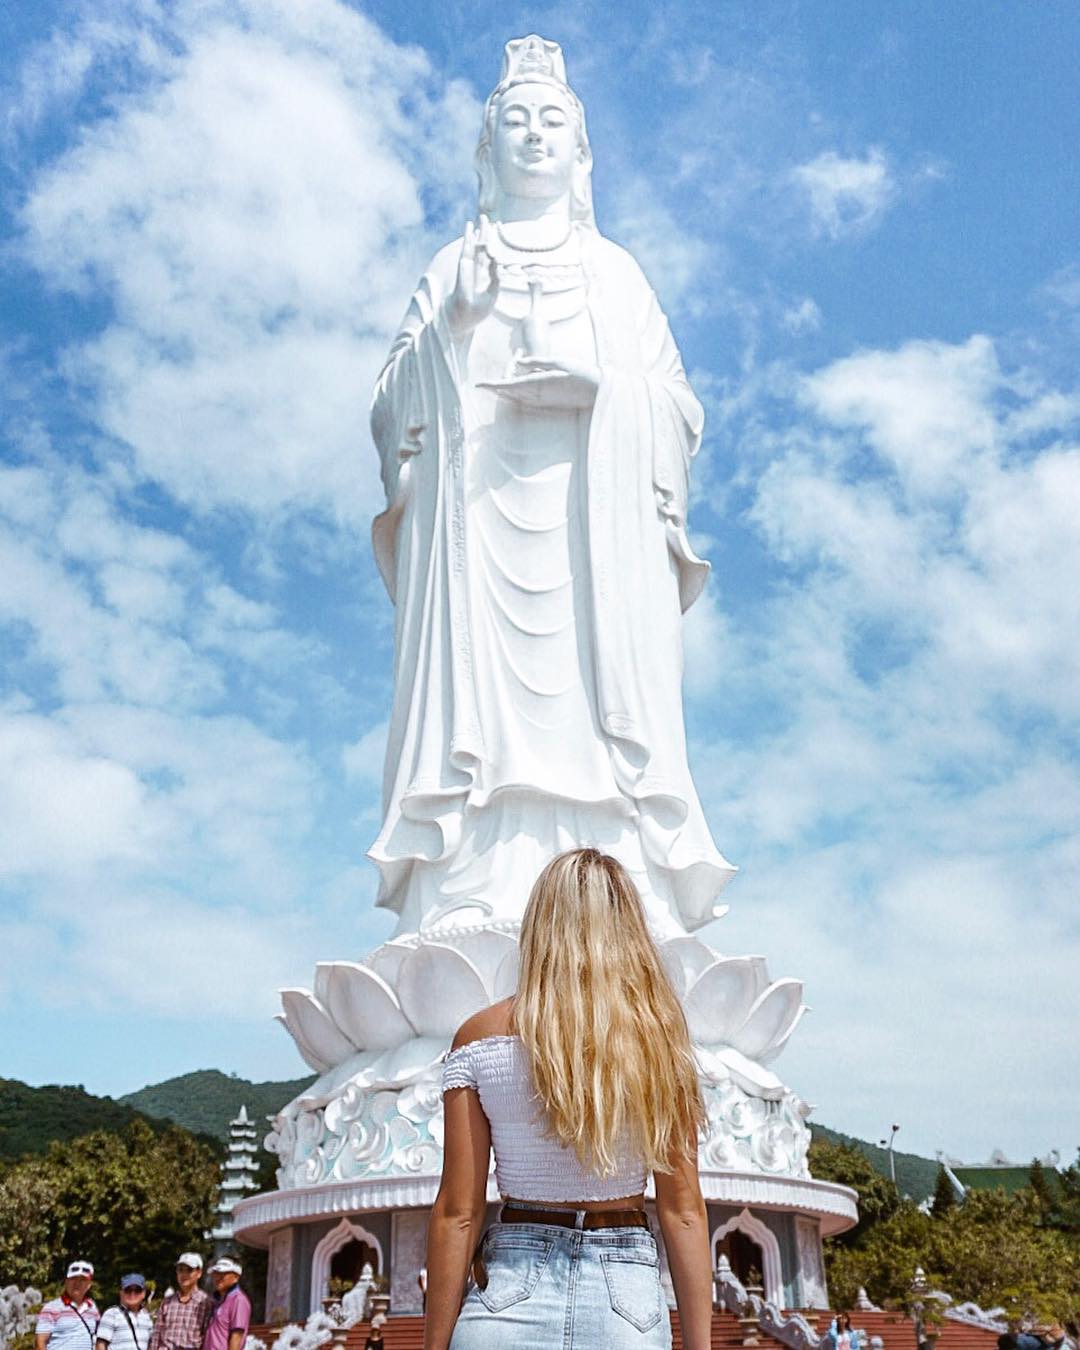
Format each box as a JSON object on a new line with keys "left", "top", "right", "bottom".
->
{"left": 499, "top": 34, "right": 568, "bottom": 90}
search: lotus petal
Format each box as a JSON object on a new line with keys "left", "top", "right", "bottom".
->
{"left": 278, "top": 989, "right": 355, "bottom": 1072}
{"left": 659, "top": 936, "right": 718, "bottom": 999}
{"left": 445, "top": 929, "right": 519, "bottom": 989}
{"left": 715, "top": 1046, "right": 785, "bottom": 1099}
{"left": 684, "top": 957, "right": 761, "bottom": 1045}
{"left": 694, "top": 1045, "right": 733, "bottom": 1087}
{"left": 367, "top": 938, "right": 415, "bottom": 989}
{"left": 756, "top": 1002, "right": 808, "bottom": 1066}
{"left": 365, "top": 1036, "right": 447, "bottom": 1089}
{"left": 397, "top": 943, "right": 489, "bottom": 1038}
{"left": 492, "top": 948, "right": 519, "bottom": 999}
{"left": 294, "top": 1051, "right": 378, "bottom": 1110}
{"left": 275, "top": 1012, "right": 328, "bottom": 1075}
{"left": 313, "top": 963, "right": 333, "bottom": 1007}
{"left": 729, "top": 978, "right": 805, "bottom": 1061}
{"left": 320, "top": 961, "right": 414, "bottom": 1051}
{"left": 743, "top": 956, "right": 770, "bottom": 999}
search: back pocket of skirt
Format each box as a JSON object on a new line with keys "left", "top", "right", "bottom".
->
{"left": 477, "top": 1235, "right": 554, "bottom": 1312}
{"left": 601, "top": 1251, "right": 663, "bottom": 1331}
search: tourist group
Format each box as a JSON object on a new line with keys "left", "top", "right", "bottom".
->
{"left": 35, "top": 1255, "right": 249, "bottom": 1350}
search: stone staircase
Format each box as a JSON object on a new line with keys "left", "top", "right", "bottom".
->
{"left": 840, "top": 1310, "right": 1000, "bottom": 1350}
{"left": 250, "top": 1308, "right": 1001, "bottom": 1350}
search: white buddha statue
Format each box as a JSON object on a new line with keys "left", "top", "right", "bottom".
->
{"left": 369, "top": 35, "right": 735, "bottom": 938}
{"left": 340, "top": 1262, "right": 375, "bottom": 1326}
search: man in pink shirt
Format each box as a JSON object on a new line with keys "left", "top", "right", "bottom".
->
{"left": 202, "top": 1260, "right": 250, "bottom": 1350}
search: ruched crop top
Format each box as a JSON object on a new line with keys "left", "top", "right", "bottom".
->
{"left": 441, "top": 1034, "right": 647, "bottom": 1202}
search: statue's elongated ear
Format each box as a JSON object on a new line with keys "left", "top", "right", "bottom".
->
{"left": 571, "top": 151, "right": 594, "bottom": 224}
{"left": 476, "top": 146, "right": 497, "bottom": 217}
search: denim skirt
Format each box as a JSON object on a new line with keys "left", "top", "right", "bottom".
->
{"left": 449, "top": 1219, "right": 672, "bottom": 1349}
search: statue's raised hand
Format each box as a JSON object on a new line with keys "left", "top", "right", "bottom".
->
{"left": 446, "top": 216, "right": 500, "bottom": 336}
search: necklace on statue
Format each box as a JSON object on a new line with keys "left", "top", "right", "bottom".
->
{"left": 496, "top": 221, "right": 573, "bottom": 253}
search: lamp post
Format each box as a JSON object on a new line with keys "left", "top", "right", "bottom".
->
{"left": 879, "top": 1123, "right": 900, "bottom": 1186}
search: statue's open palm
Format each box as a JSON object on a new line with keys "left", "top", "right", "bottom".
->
{"left": 447, "top": 215, "right": 499, "bottom": 334}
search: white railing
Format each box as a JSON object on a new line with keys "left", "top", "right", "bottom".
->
{"left": 1, "top": 1287, "right": 43, "bottom": 1350}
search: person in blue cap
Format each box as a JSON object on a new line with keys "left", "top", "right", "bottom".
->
{"left": 95, "top": 1275, "right": 153, "bottom": 1350}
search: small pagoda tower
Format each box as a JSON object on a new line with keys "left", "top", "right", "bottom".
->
{"left": 212, "top": 1105, "right": 261, "bottom": 1251}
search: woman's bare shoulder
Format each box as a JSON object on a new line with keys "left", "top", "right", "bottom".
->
{"left": 451, "top": 997, "right": 514, "bottom": 1050}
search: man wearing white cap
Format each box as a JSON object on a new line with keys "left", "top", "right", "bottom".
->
{"left": 203, "top": 1259, "right": 249, "bottom": 1350}
{"left": 35, "top": 1262, "right": 99, "bottom": 1350}
{"left": 148, "top": 1255, "right": 211, "bottom": 1350}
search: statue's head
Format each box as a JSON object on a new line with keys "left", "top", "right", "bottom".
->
{"left": 476, "top": 35, "right": 595, "bottom": 226}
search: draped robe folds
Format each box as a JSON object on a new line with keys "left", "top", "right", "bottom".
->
{"left": 369, "top": 228, "right": 736, "bottom": 937}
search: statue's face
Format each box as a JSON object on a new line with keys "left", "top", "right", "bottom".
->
{"left": 490, "top": 82, "right": 579, "bottom": 200}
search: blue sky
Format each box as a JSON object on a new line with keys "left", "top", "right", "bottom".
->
{"left": 1, "top": 0, "right": 1078, "bottom": 1164}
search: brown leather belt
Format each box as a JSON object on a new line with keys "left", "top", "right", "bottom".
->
{"left": 500, "top": 1204, "right": 650, "bottom": 1231}
{"left": 472, "top": 1205, "right": 651, "bottom": 1287}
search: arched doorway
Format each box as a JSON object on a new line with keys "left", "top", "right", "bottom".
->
{"left": 711, "top": 1209, "right": 784, "bottom": 1307}
{"left": 330, "top": 1237, "right": 379, "bottom": 1287}
{"left": 310, "top": 1218, "right": 384, "bottom": 1313}
{"left": 716, "top": 1227, "right": 764, "bottom": 1286}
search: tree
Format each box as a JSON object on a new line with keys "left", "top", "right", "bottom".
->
{"left": 0, "top": 1120, "right": 219, "bottom": 1295}
{"left": 809, "top": 1136, "right": 900, "bottom": 1242}
{"left": 1028, "top": 1158, "right": 1053, "bottom": 1219}
{"left": 930, "top": 1165, "right": 957, "bottom": 1218}
{"left": 1049, "top": 1148, "right": 1080, "bottom": 1232}
{"left": 824, "top": 1186, "right": 1080, "bottom": 1321}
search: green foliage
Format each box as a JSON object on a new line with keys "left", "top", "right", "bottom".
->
{"left": 0, "top": 1080, "right": 169, "bottom": 1163}
{"left": 120, "top": 1070, "right": 313, "bottom": 1140}
{"left": 824, "top": 1186, "right": 1080, "bottom": 1322}
{"left": 0, "top": 1119, "right": 219, "bottom": 1294}
{"left": 809, "top": 1136, "right": 900, "bottom": 1241}
{"left": 1028, "top": 1159, "right": 1054, "bottom": 1216}
{"left": 930, "top": 1165, "right": 957, "bottom": 1218}
{"left": 1047, "top": 1149, "right": 1080, "bottom": 1232}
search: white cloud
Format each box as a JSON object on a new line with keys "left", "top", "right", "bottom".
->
{"left": 802, "top": 334, "right": 1001, "bottom": 494}
{"left": 1039, "top": 261, "right": 1080, "bottom": 311}
{"left": 19, "top": 0, "right": 480, "bottom": 523}
{"left": 682, "top": 590, "right": 738, "bottom": 703}
{"left": 693, "top": 333, "right": 1080, "bottom": 1154}
{"left": 609, "top": 177, "right": 715, "bottom": 315}
{"left": 781, "top": 297, "right": 822, "bottom": 335}
{"left": 793, "top": 147, "right": 895, "bottom": 238}
{"left": 343, "top": 720, "right": 387, "bottom": 785}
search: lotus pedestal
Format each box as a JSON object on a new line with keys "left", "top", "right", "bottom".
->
{"left": 232, "top": 925, "right": 857, "bottom": 1318}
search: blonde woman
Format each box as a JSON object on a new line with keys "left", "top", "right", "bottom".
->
{"left": 424, "top": 849, "right": 713, "bottom": 1350}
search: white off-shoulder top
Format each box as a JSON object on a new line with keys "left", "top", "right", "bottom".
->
{"left": 441, "top": 1034, "right": 647, "bottom": 1202}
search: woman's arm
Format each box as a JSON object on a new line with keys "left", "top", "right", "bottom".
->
{"left": 655, "top": 1148, "right": 713, "bottom": 1350}
{"left": 422, "top": 1083, "right": 491, "bottom": 1350}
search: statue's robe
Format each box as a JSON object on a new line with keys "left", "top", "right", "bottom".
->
{"left": 370, "top": 228, "right": 735, "bottom": 935}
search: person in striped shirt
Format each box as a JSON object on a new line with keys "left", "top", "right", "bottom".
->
{"left": 96, "top": 1275, "right": 152, "bottom": 1350}
{"left": 35, "top": 1261, "right": 99, "bottom": 1350}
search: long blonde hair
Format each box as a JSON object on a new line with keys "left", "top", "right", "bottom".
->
{"left": 509, "top": 848, "right": 704, "bottom": 1176}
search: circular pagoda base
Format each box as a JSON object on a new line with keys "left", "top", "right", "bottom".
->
{"left": 234, "top": 1169, "right": 855, "bottom": 1320}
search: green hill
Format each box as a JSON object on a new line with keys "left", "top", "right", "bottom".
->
{"left": 0, "top": 1078, "right": 189, "bottom": 1163}
{"left": 121, "top": 1068, "right": 314, "bottom": 1138}
{"left": 811, "top": 1121, "right": 939, "bottom": 1200}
